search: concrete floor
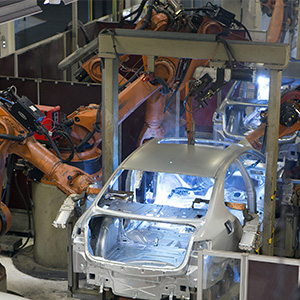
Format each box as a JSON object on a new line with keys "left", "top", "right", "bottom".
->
{"left": 0, "top": 253, "right": 79, "bottom": 300}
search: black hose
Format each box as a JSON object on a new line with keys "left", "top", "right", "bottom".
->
{"left": 54, "top": 129, "right": 75, "bottom": 163}
{"left": 4, "top": 154, "right": 15, "bottom": 206}
{"left": 150, "top": 76, "right": 169, "bottom": 95}
{"left": 75, "top": 104, "right": 101, "bottom": 153}
{"left": 217, "top": 38, "right": 233, "bottom": 70}
{"left": 137, "top": 0, "right": 155, "bottom": 30}
{"left": 118, "top": 65, "right": 144, "bottom": 91}
{"left": 37, "top": 125, "right": 62, "bottom": 160}
{"left": 0, "top": 134, "right": 25, "bottom": 142}
{"left": 66, "top": 20, "right": 91, "bottom": 44}
{"left": 25, "top": 179, "right": 35, "bottom": 244}
{"left": 164, "top": 59, "right": 192, "bottom": 112}
{"left": 232, "top": 19, "right": 252, "bottom": 41}
{"left": 118, "top": 0, "right": 148, "bottom": 28}
{"left": 14, "top": 172, "right": 32, "bottom": 250}
{"left": 76, "top": 129, "right": 96, "bottom": 153}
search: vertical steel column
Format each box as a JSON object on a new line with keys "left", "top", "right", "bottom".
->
{"left": 68, "top": 222, "right": 78, "bottom": 297}
{"left": 36, "top": 79, "right": 41, "bottom": 105}
{"left": 197, "top": 250, "right": 204, "bottom": 300}
{"left": 72, "top": 2, "right": 78, "bottom": 52}
{"left": 240, "top": 253, "right": 249, "bottom": 300}
{"left": 102, "top": 58, "right": 119, "bottom": 184}
{"left": 262, "top": 69, "right": 282, "bottom": 255}
{"left": 175, "top": 91, "right": 180, "bottom": 137}
{"left": 62, "top": 33, "right": 67, "bottom": 81}
{"left": 88, "top": 0, "right": 93, "bottom": 21}
{"left": 119, "top": 0, "right": 124, "bottom": 20}
{"left": 14, "top": 53, "right": 18, "bottom": 77}
{"left": 298, "top": 261, "right": 300, "bottom": 287}
{"left": 71, "top": 2, "right": 78, "bottom": 81}
{"left": 112, "top": 0, "right": 118, "bottom": 21}
{"left": 296, "top": 7, "right": 300, "bottom": 59}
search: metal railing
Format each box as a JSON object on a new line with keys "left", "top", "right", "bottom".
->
{"left": 198, "top": 249, "right": 300, "bottom": 300}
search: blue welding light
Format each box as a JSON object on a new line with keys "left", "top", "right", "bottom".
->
{"left": 257, "top": 76, "right": 270, "bottom": 100}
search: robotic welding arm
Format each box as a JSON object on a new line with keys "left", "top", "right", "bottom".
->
{"left": 260, "top": 0, "right": 298, "bottom": 43}
{"left": 241, "top": 85, "right": 300, "bottom": 150}
{"left": 0, "top": 87, "right": 95, "bottom": 236}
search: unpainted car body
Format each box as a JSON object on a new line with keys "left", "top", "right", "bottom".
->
{"left": 213, "top": 81, "right": 298, "bottom": 161}
{"left": 72, "top": 138, "right": 265, "bottom": 299}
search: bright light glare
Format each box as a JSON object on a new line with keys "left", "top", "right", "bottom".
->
{"left": 257, "top": 76, "right": 270, "bottom": 100}
{"left": 155, "top": 173, "right": 214, "bottom": 208}
{"left": 44, "top": 0, "right": 61, "bottom": 4}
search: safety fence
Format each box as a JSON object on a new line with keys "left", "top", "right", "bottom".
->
{"left": 198, "top": 249, "right": 300, "bottom": 300}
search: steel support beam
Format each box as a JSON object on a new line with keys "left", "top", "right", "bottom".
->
{"left": 99, "top": 29, "right": 289, "bottom": 228}
{"left": 98, "top": 29, "right": 289, "bottom": 69}
{"left": 102, "top": 58, "right": 119, "bottom": 184}
{"left": 262, "top": 69, "right": 282, "bottom": 255}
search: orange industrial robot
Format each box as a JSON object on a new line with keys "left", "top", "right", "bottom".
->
{"left": 0, "top": 0, "right": 296, "bottom": 241}
{"left": 0, "top": 1, "right": 252, "bottom": 241}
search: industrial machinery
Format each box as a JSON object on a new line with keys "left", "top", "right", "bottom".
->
{"left": 240, "top": 83, "right": 300, "bottom": 151}
{"left": 60, "top": 0, "right": 255, "bottom": 147}
{"left": 260, "top": 0, "right": 299, "bottom": 44}
{"left": 0, "top": 85, "right": 264, "bottom": 299}
{"left": 0, "top": 86, "right": 96, "bottom": 240}
{"left": 0, "top": 202, "right": 11, "bottom": 240}
{"left": 213, "top": 81, "right": 300, "bottom": 157}
{"left": 62, "top": 0, "right": 297, "bottom": 149}
{"left": 212, "top": 79, "right": 300, "bottom": 257}
{"left": 0, "top": 1, "right": 297, "bottom": 299}
{"left": 71, "top": 138, "right": 266, "bottom": 300}
{"left": 67, "top": 80, "right": 300, "bottom": 299}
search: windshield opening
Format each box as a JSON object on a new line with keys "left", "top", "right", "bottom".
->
{"left": 98, "top": 169, "right": 215, "bottom": 215}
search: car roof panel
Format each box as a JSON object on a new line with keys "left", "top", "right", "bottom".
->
{"left": 121, "top": 139, "right": 247, "bottom": 178}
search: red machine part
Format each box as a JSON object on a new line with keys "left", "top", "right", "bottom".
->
{"left": 34, "top": 105, "right": 60, "bottom": 142}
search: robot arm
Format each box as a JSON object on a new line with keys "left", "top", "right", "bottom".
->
{"left": 0, "top": 87, "right": 95, "bottom": 236}
{"left": 261, "top": 0, "right": 299, "bottom": 43}
{"left": 261, "top": 0, "right": 285, "bottom": 43}
{"left": 0, "top": 202, "right": 11, "bottom": 239}
{"left": 242, "top": 86, "right": 300, "bottom": 150}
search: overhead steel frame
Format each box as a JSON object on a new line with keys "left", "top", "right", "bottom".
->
{"left": 98, "top": 29, "right": 289, "bottom": 258}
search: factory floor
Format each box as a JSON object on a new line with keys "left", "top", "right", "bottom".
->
{"left": 0, "top": 251, "right": 78, "bottom": 300}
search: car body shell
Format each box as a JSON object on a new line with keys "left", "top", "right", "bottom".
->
{"left": 72, "top": 138, "right": 265, "bottom": 299}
